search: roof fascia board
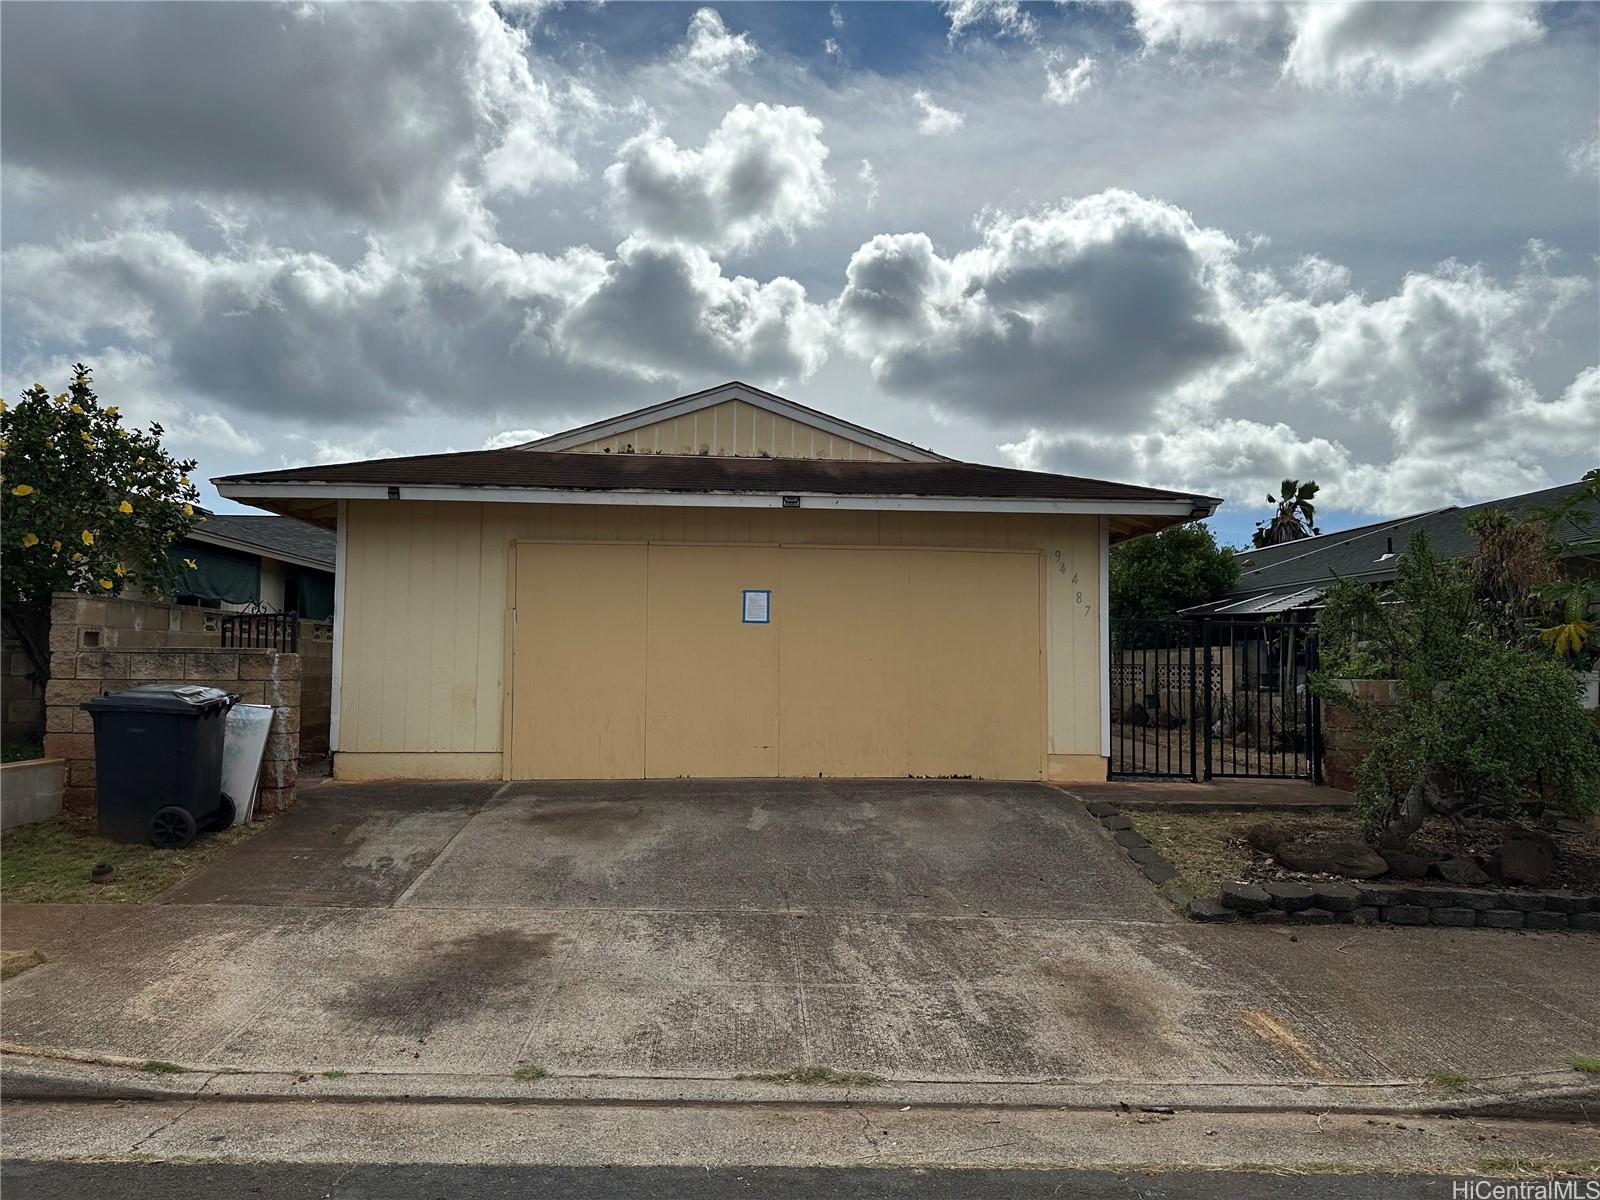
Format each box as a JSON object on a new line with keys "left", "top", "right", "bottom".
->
{"left": 217, "top": 480, "right": 1212, "bottom": 519}
{"left": 521, "top": 384, "right": 946, "bottom": 463}
{"left": 185, "top": 528, "right": 334, "bottom": 572}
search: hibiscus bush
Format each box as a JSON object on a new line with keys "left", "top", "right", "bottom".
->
{"left": 1, "top": 364, "right": 201, "bottom": 678}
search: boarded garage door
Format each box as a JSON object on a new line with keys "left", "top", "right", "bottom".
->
{"left": 509, "top": 542, "right": 1042, "bottom": 780}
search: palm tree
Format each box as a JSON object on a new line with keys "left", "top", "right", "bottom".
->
{"left": 1252, "top": 479, "right": 1320, "bottom": 547}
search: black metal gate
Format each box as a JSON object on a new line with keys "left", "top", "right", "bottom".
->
{"left": 1108, "top": 616, "right": 1322, "bottom": 782}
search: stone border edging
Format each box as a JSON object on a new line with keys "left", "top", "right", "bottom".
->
{"left": 1080, "top": 799, "right": 1600, "bottom": 930}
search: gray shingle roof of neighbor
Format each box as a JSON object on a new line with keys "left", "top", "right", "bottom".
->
{"left": 189, "top": 515, "right": 336, "bottom": 568}
{"left": 215, "top": 448, "right": 1220, "bottom": 507}
{"left": 1225, "top": 479, "right": 1597, "bottom": 598}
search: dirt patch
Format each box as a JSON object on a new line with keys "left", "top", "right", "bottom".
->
{"left": 326, "top": 930, "right": 555, "bottom": 1037}
{"left": 1130, "top": 808, "right": 1600, "bottom": 898}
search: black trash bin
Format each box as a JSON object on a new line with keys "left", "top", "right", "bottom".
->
{"left": 81, "top": 684, "right": 239, "bottom": 848}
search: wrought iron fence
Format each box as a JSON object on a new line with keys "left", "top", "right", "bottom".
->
{"left": 219, "top": 610, "right": 300, "bottom": 653}
{"left": 1109, "top": 615, "right": 1321, "bottom": 782}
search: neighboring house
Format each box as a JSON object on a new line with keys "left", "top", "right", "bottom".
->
{"left": 172, "top": 514, "right": 337, "bottom": 620}
{"left": 216, "top": 381, "right": 1217, "bottom": 784}
{"left": 1189, "top": 480, "right": 1598, "bottom": 616}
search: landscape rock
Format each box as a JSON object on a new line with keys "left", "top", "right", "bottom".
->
{"left": 1274, "top": 835, "right": 1388, "bottom": 879}
{"left": 1100, "top": 813, "right": 1133, "bottom": 832}
{"left": 1384, "top": 905, "right": 1431, "bottom": 925}
{"left": 1084, "top": 801, "right": 1119, "bottom": 818}
{"left": 1187, "top": 897, "right": 1236, "bottom": 923}
{"left": 1430, "top": 907, "right": 1476, "bottom": 927}
{"left": 1478, "top": 910, "right": 1524, "bottom": 929}
{"left": 1290, "top": 907, "right": 1335, "bottom": 925}
{"left": 1113, "top": 829, "right": 1151, "bottom": 850}
{"left": 1219, "top": 881, "right": 1272, "bottom": 913}
{"left": 1141, "top": 860, "right": 1177, "bottom": 886}
{"left": 1244, "top": 822, "right": 1293, "bottom": 854}
{"left": 1311, "top": 882, "right": 1362, "bottom": 912}
{"left": 1571, "top": 912, "right": 1600, "bottom": 932}
{"left": 1431, "top": 857, "right": 1490, "bottom": 887}
{"left": 1500, "top": 829, "right": 1556, "bottom": 886}
{"left": 1378, "top": 849, "right": 1436, "bottom": 880}
{"left": 1262, "top": 881, "right": 1316, "bottom": 912}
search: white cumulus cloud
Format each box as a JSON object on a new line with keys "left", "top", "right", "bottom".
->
{"left": 604, "top": 104, "right": 833, "bottom": 253}
{"left": 676, "top": 8, "right": 759, "bottom": 77}
{"left": 913, "top": 90, "right": 965, "bottom": 135}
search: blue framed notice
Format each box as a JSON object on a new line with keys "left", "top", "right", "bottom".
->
{"left": 742, "top": 589, "right": 771, "bottom": 624}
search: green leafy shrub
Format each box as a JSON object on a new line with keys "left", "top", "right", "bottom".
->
{"left": 1317, "top": 531, "right": 1600, "bottom": 846}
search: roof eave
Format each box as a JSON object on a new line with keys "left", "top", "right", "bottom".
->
{"left": 215, "top": 478, "right": 1217, "bottom": 520}
{"left": 185, "top": 527, "right": 335, "bottom": 572}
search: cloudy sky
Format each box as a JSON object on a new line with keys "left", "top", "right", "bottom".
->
{"left": 2, "top": 0, "right": 1596, "bottom": 544}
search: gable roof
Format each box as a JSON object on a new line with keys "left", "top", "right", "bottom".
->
{"left": 520, "top": 381, "right": 950, "bottom": 462}
{"left": 187, "top": 515, "right": 335, "bottom": 570}
{"left": 1224, "top": 479, "right": 1596, "bottom": 599}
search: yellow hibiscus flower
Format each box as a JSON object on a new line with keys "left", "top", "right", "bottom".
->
{"left": 80, "top": 530, "right": 95, "bottom": 545}
{"left": 106, "top": 406, "right": 119, "bottom": 416}
{"left": 183, "top": 558, "right": 198, "bottom": 570}
{"left": 182, "top": 503, "right": 193, "bottom": 516}
{"left": 11, "top": 483, "right": 33, "bottom": 497}
{"left": 70, "top": 403, "right": 84, "bottom": 414}
{"left": 119, "top": 500, "right": 133, "bottom": 514}
{"left": 22, "top": 532, "right": 39, "bottom": 547}
{"left": 98, "top": 579, "right": 113, "bottom": 590}
{"left": 51, "top": 540, "right": 61, "bottom": 553}
{"left": 114, "top": 564, "right": 127, "bottom": 577}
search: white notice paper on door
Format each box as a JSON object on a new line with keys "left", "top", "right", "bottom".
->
{"left": 742, "top": 589, "right": 770, "bottom": 624}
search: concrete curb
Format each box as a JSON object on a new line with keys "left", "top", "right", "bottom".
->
{"left": 5, "top": 1048, "right": 1596, "bottom": 1118}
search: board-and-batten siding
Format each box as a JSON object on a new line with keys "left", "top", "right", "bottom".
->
{"left": 336, "top": 500, "right": 1104, "bottom": 773}
{"left": 563, "top": 398, "right": 904, "bottom": 461}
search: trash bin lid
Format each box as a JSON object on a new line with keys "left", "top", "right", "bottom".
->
{"left": 81, "top": 683, "right": 238, "bottom": 715}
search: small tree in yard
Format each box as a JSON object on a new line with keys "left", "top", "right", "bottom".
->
{"left": 1315, "top": 531, "right": 1600, "bottom": 849}
{"left": 1109, "top": 521, "right": 1239, "bottom": 621}
{"left": 1, "top": 364, "right": 202, "bottom": 683}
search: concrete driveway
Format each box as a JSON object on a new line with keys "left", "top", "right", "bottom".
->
{"left": 2, "top": 779, "right": 1595, "bottom": 1102}
{"left": 162, "top": 778, "right": 1171, "bottom": 920}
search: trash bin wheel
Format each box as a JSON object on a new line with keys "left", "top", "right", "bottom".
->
{"left": 150, "top": 806, "right": 198, "bottom": 850}
{"left": 206, "top": 793, "right": 236, "bottom": 833}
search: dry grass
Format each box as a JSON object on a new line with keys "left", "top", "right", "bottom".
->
{"left": 1, "top": 813, "right": 262, "bottom": 904}
{"left": 1127, "top": 809, "right": 1343, "bottom": 897}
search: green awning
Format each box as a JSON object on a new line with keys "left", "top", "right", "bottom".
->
{"left": 173, "top": 541, "right": 260, "bottom": 605}
{"left": 288, "top": 568, "right": 335, "bottom": 621}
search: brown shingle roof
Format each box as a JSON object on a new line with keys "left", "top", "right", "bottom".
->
{"left": 217, "top": 449, "right": 1216, "bottom": 507}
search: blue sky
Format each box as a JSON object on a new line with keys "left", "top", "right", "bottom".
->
{"left": 2, "top": 1, "right": 1595, "bottom": 549}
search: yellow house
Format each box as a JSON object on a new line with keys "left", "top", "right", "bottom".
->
{"left": 216, "top": 383, "right": 1217, "bottom": 784}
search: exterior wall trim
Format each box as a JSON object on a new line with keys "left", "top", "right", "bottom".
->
{"left": 219, "top": 480, "right": 1213, "bottom": 520}
{"left": 1098, "top": 515, "right": 1110, "bottom": 761}
{"left": 330, "top": 499, "right": 347, "bottom": 754}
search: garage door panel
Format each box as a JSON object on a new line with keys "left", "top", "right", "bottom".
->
{"left": 905, "top": 551, "right": 1042, "bottom": 779}
{"left": 645, "top": 546, "right": 780, "bottom": 778}
{"left": 511, "top": 541, "right": 1043, "bottom": 781}
{"left": 778, "top": 549, "right": 913, "bottom": 778}
{"left": 511, "top": 543, "right": 646, "bottom": 779}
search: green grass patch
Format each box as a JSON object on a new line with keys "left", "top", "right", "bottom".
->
{"left": 1425, "top": 1071, "right": 1471, "bottom": 1091}
{"left": 512, "top": 1065, "right": 548, "bottom": 1082}
{"left": 2, "top": 741, "right": 44, "bottom": 764}
{"left": 1, "top": 813, "right": 262, "bottom": 904}
{"left": 738, "top": 1066, "right": 886, "bottom": 1088}
{"left": 1571, "top": 1056, "right": 1600, "bottom": 1074}
{"left": 1127, "top": 809, "right": 1348, "bottom": 898}
{"left": 142, "top": 1061, "right": 187, "bottom": 1075}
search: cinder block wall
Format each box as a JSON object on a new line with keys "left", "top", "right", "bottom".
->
{"left": 1321, "top": 678, "right": 1400, "bottom": 793}
{"left": 2, "top": 627, "right": 46, "bottom": 745}
{"left": 43, "top": 594, "right": 302, "bottom": 818}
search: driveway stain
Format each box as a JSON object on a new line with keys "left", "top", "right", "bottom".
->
{"left": 327, "top": 931, "right": 555, "bottom": 1037}
{"left": 520, "top": 801, "right": 645, "bottom": 843}
{"left": 1036, "top": 959, "right": 1181, "bottom": 1056}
